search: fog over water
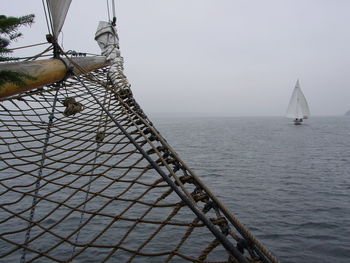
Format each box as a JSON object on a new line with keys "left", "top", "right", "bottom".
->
{"left": 3, "top": 0, "right": 350, "bottom": 116}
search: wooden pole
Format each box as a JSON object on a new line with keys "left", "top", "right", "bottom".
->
{"left": 0, "top": 56, "right": 109, "bottom": 99}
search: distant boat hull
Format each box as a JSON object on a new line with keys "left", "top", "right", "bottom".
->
{"left": 294, "top": 119, "right": 303, "bottom": 125}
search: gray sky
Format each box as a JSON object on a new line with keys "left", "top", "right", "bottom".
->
{"left": 3, "top": 0, "right": 350, "bottom": 116}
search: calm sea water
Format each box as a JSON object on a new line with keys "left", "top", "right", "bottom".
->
{"left": 152, "top": 116, "right": 350, "bottom": 263}
{"left": 1, "top": 116, "right": 349, "bottom": 262}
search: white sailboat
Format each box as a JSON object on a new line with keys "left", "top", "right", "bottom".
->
{"left": 286, "top": 80, "right": 310, "bottom": 125}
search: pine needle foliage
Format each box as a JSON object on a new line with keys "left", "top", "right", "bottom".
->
{"left": 0, "top": 14, "right": 35, "bottom": 86}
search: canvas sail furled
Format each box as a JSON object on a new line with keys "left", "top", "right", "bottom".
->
{"left": 95, "top": 21, "right": 120, "bottom": 61}
{"left": 286, "top": 80, "right": 310, "bottom": 119}
{"left": 47, "top": 0, "right": 72, "bottom": 39}
{"left": 95, "top": 21, "right": 129, "bottom": 91}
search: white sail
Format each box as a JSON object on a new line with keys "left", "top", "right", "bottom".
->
{"left": 286, "top": 80, "right": 310, "bottom": 119}
{"left": 47, "top": 0, "right": 72, "bottom": 39}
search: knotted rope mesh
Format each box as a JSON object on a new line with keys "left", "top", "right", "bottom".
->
{"left": 0, "top": 65, "right": 278, "bottom": 263}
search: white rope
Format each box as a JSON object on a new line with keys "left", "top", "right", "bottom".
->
{"left": 42, "top": 0, "right": 53, "bottom": 35}
{"left": 44, "top": 0, "right": 55, "bottom": 36}
{"left": 111, "top": 0, "right": 116, "bottom": 20}
{"left": 106, "top": 0, "right": 117, "bottom": 25}
{"left": 106, "top": 0, "right": 111, "bottom": 22}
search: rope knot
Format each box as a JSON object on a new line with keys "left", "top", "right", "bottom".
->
{"left": 179, "top": 175, "right": 194, "bottom": 185}
{"left": 62, "top": 97, "right": 84, "bottom": 117}
{"left": 210, "top": 217, "right": 228, "bottom": 226}
{"left": 191, "top": 192, "right": 209, "bottom": 203}
{"left": 211, "top": 216, "right": 230, "bottom": 235}
{"left": 96, "top": 131, "right": 106, "bottom": 143}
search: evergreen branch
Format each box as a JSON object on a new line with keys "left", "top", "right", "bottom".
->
{"left": 0, "top": 37, "right": 9, "bottom": 49}
{"left": 0, "top": 13, "right": 36, "bottom": 88}
{"left": 0, "top": 14, "right": 34, "bottom": 36}
{"left": 9, "top": 32, "right": 22, "bottom": 41}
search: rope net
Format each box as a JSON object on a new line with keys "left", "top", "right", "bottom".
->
{"left": 0, "top": 63, "right": 278, "bottom": 262}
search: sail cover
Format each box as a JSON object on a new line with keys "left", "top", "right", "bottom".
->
{"left": 95, "top": 21, "right": 120, "bottom": 60}
{"left": 286, "top": 80, "right": 310, "bottom": 119}
{"left": 47, "top": 0, "right": 72, "bottom": 39}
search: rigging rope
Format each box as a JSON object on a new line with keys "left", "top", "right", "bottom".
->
{"left": 20, "top": 88, "right": 59, "bottom": 263}
{"left": 60, "top": 31, "right": 64, "bottom": 50}
{"left": 106, "top": 0, "right": 111, "bottom": 22}
{"left": 71, "top": 80, "right": 111, "bottom": 257}
{"left": 106, "top": 0, "right": 117, "bottom": 26}
{"left": 75, "top": 74, "right": 249, "bottom": 263}
{"left": 42, "top": 0, "right": 53, "bottom": 36}
{"left": 24, "top": 45, "right": 53, "bottom": 61}
{"left": 8, "top": 42, "right": 49, "bottom": 51}
{"left": 111, "top": 0, "right": 117, "bottom": 25}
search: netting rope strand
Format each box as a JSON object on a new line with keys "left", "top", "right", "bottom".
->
{"left": 144, "top": 124, "right": 280, "bottom": 263}
{"left": 19, "top": 88, "right": 59, "bottom": 263}
{"left": 71, "top": 82, "right": 112, "bottom": 257}
{"left": 0, "top": 57, "right": 280, "bottom": 262}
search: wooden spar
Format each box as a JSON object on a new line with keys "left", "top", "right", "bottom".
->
{"left": 0, "top": 56, "right": 110, "bottom": 99}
